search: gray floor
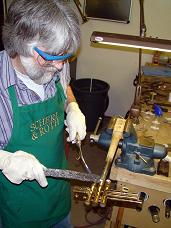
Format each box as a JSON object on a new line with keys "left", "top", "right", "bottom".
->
{"left": 67, "top": 125, "right": 111, "bottom": 228}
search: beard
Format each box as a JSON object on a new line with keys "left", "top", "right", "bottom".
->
{"left": 20, "top": 56, "right": 60, "bottom": 85}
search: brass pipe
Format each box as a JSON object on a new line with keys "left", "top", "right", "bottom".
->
{"left": 84, "top": 182, "right": 96, "bottom": 206}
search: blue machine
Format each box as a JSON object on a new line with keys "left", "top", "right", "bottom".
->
{"left": 95, "top": 118, "right": 167, "bottom": 175}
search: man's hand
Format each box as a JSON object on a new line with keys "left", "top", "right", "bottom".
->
{"left": 65, "top": 102, "right": 86, "bottom": 142}
{"left": 0, "top": 150, "right": 47, "bottom": 187}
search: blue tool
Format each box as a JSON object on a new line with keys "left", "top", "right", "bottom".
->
{"left": 153, "top": 104, "right": 163, "bottom": 117}
{"left": 90, "top": 118, "right": 167, "bottom": 175}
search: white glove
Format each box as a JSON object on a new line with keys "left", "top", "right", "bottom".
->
{"left": 65, "top": 102, "right": 86, "bottom": 142}
{"left": 0, "top": 150, "right": 47, "bottom": 187}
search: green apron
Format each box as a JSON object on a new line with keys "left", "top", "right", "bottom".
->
{"left": 0, "top": 81, "right": 71, "bottom": 228}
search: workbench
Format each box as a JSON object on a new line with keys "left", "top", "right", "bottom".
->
{"left": 105, "top": 107, "right": 171, "bottom": 228}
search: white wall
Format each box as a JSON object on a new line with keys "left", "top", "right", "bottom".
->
{"left": 74, "top": 0, "right": 171, "bottom": 116}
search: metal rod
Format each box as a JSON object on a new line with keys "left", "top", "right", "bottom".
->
{"left": 93, "top": 117, "right": 102, "bottom": 135}
{"left": 139, "top": 0, "right": 147, "bottom": 37}
{"left": 44, "top": 168, "right": 100, "bottom": 183}
{"left": 73, "top": 0, "right": 88, "bottom": 24}
{"left": 76, "top": 133, "right": 92, "bottom": 174}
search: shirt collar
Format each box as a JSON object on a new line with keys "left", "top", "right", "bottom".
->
{"left": 0, "top": 51, "right": 19, "bottom": 89}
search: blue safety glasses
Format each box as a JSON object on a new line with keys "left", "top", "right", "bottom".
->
{"left": 34, "top": 47, "right": 72, "bottom": 61}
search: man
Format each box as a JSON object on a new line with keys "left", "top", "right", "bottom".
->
{"left": 0, "top": 0, "right": 86, "bottom": 227}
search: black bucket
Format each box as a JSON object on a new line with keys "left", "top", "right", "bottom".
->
{"left": 71, "top": 78, "right": 110, "bottom": 132}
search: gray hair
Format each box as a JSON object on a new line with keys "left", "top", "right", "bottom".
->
{"left": 2, "top": 0, "right": 81, "bottom": 58}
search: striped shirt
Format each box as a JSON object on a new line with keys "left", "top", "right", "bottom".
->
{"left": 0, "top": 51, "right": 70, "bottom": 149}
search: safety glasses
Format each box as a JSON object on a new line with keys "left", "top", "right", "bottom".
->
{"left": 34, "top": 47, "right": 73, "bottom": 67}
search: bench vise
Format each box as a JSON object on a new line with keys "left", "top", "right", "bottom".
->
{"left": 90, "top": 117, "right": 167, "bottom": 175}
